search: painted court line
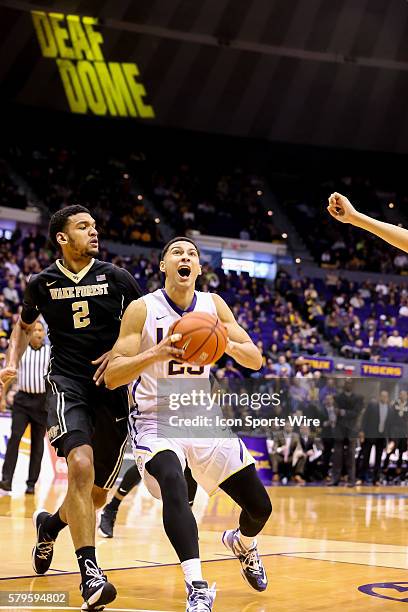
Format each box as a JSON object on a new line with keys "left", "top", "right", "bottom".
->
{"left": 132, "top": 559, "right": 162, "bottom": 565}
{"left": 275, "top": 552, "right": 407, "bottom": 571}
{"left": 1, "top": 549, "right": 404, "bottom": 583}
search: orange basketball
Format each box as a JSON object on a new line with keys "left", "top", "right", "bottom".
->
{"left": 170, "top": 311, "right": 228, "bottom": 366}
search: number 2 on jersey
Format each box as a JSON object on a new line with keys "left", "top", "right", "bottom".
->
{"left": 72, "top": 300, "right": 90, "bottom": 329}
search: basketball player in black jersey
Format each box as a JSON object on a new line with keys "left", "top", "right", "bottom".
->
{"left": 0, "top": 206, "right": 141, "bottom": 611}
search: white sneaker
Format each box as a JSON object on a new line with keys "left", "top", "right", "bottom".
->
{"left": 222, "top": 529, "right": 268, "bottom": 592}
{"left": 186, "top": 580, "right": 216, "bottom": 611}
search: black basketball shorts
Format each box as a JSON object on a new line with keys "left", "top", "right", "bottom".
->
{"left": 45, "top": 374, "right": 128, "bottom": 489}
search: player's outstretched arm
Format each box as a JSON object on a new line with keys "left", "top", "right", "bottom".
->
{"left": 212, "top": 294, "right": 263, "bottom": 370}
{"left": 105, "top": 298, "right": 184, "bottom": 390}
{"left": 328, "top": 192, "right": 408, "bottom": 254}
{"left": 0, "top": 318, "right": 36, "bottom": 389}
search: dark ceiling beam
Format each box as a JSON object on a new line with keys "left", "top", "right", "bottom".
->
{"left": 2, "top": 0, "right": 408, "bottom": 72}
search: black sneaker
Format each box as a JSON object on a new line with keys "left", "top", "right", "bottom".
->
{"left": 26, "top": 485, "right": 35, "bottom": 495}
{"left": 98, "top": 507, "right": 117, "bottom": 538}
{"left": 32, "top": 509, "right": 55, "bottom": 574}
{"left": 80, "top": 561, "right": 117, "bottom": 611}
{"left": 0, "top": 480, "right": 11, "bottom": 492}
{"left": 222, "top": 529, "right": 268, "bottom": 592}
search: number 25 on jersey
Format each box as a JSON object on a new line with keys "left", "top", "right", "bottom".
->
{"left": 156, "top": 327, "right": 204, "bottom": 376}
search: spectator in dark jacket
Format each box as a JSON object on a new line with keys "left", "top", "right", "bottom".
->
{"left": 383, "top": 389, "right": 408, "bottom": 476}
{"left": 358, "top": 390, "right": 392, "bottom": 485}
{"left": 298, "top": 425, "right": 322, "bottom": 481}
{"left": 319, "top": 394, "right": 338, "bottom": 478}
{"left": 328, "top": 380, "right": 362, "bottom": 487}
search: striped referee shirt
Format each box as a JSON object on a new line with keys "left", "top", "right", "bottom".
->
{"left": 18, "top": 344, "right": 50, "bottom": 394}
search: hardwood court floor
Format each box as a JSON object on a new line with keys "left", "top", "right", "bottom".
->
{"left": 1, "top": 481, "right": 408, "bottom": 611}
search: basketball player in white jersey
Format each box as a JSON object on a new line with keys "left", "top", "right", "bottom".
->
{"left": 105, "top": 237, "right": 272, "bottom": 612}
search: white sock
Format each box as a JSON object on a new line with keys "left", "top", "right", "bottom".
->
{"left": 238, "top": 530, "right": 256, "bottom": 550}
{"left": 181, "top": 558, "right": 203, "bottom": 584}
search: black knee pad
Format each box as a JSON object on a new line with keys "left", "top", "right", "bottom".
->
{"left": 164, "top": 471, "right": 188, "bottom": 502}
{"left": 242, "top": 487, "right": 272, "bottom": 523}
{"left": 221, "top": 463, "right": 272, "bottom": 522}
{"left": 147, "top": 450, "right": 188, "bottom": 500}
{"left": 255, "top": 491, "right": 272, "bottom": 521}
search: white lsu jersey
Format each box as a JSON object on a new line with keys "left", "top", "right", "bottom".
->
{"left": 129, "top": 288, "right": 217, "bottom": 415}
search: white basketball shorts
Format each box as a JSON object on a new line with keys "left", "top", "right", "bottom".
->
{"left": 131, "top": 417, "right": 255, "bottom": 499}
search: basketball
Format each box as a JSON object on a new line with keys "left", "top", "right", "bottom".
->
{"left": 170, "top": 311, "right": 228, "bottom": 365}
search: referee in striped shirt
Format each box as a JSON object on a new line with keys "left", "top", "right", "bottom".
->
{"left": 0, "top": 321, "right": 50, "bottom": 494}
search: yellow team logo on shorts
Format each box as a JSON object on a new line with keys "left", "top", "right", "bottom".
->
{"left": 48, "top": 425, "right": 60, "bottom": 441}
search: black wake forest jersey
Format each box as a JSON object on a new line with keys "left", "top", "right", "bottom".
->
{"left": 21, "top": 258, "right": 141, "bottom": 381}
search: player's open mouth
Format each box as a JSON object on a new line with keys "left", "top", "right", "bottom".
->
{"left": 177, "top": 266, "right": 191, "bottom": 278}
{"left": 89, "top": 240, "right": 98, "bottom": 247}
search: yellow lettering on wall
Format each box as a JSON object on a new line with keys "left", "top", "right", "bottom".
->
{"left": 57, "top": 59, "right": 87, "bottom": 113}
{"left": 82, "top": 17, "right": 104, "bottom": 61}
{"left": 122, "top": 63, "right": 155, "bottom": 118}
{"left": 32, "top": 11, "right": 155, "bottom": 120}
{"left": 94, "top": 62, "right": 136, "bottom": 117}
{"left": 362, "top": 363, "right": 401, "bottom": 377}
{"left": 31, "top": 11, "right": 57, "bottom": 58}
{"left": 77, "top": 61, "right": 107, "bottom": 115}
{"left": 49, "top": 13, "right": 74, "bottom": 59}
{"left": 66, "top": 15, "right": 95, "bottom": 60}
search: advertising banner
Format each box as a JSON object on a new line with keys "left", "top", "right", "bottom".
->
{"left": 240, "top": 435, "right": 272, "bottom": 486}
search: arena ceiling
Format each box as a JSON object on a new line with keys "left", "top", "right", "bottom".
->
{"left": 1, "top": 0, "right": 408, "bottom": 153}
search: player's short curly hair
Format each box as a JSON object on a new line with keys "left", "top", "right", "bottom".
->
{"left": 48, "top": 205, "right": 91, "bottom": 249}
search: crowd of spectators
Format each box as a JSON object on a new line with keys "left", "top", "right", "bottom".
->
{"left": 249, "top": 376, "right": 408, "bottom": 487}
{"left": 275, "top": 173, "right": 408, "bottom": 274}
{"left": 276, "top": 271, "right": 408, "bottom": 363}
{"left": 5, "top": 147, "right": 162, "bottom": 246}
{"left": 150, "top": 162, "right": 282, "bottom": 241}
{"left": 219, "top": 374, "right": 408, "bottom": 487}
{"left": 0, "top": 234, "right": 325, "bottom": 365}
{"left": 4, "top": 231, "right": 408, "bottom": 368}
{"left": 0, "top": 160, "right": 28, "bottom": 210}
{"left": 3, "top": 147, "right": 284, "bottom": 244}
{"left": 5, "top": 147, "right": 408, "bottom": 277}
